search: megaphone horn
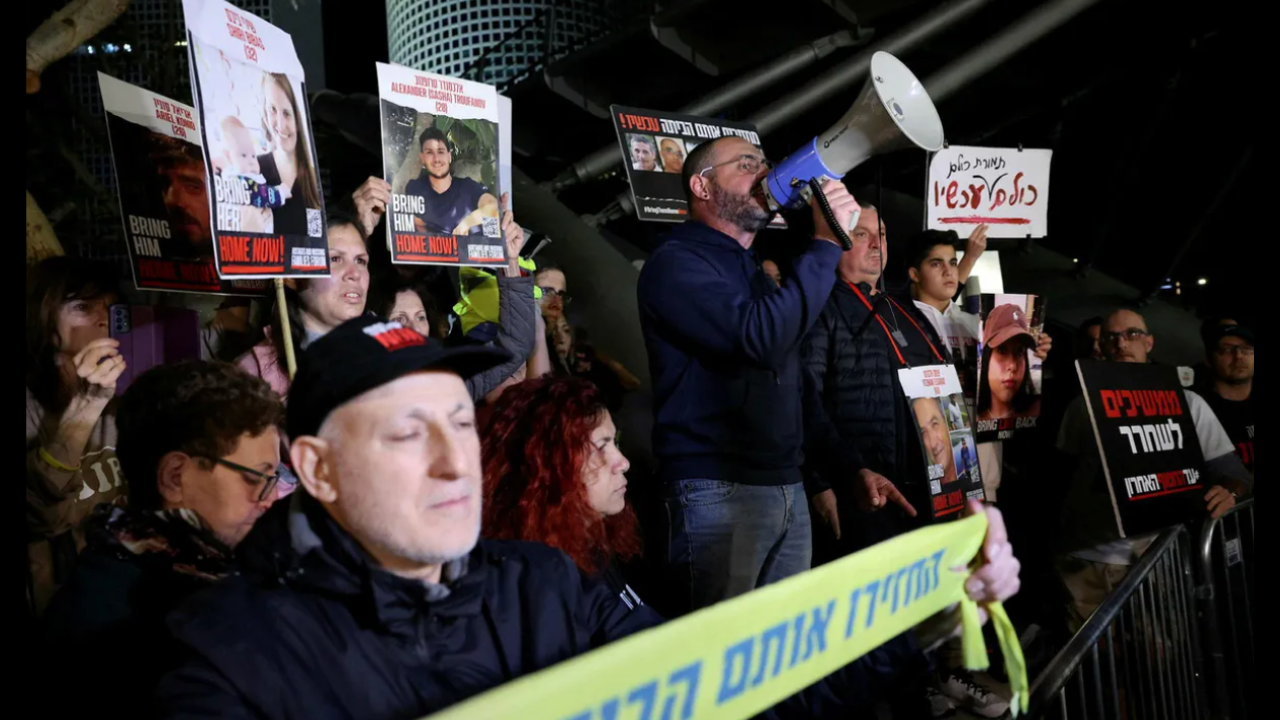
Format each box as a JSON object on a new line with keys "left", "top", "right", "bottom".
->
{"left": 763, "top": 51, "right": 945, "bottom": 244}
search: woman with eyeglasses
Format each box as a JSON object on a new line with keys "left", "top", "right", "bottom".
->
{"left": 40, "top": 360, "right": 283, "bottom": 716}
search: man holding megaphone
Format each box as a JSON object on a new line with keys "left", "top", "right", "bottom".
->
{"left": 638, "top": 135, "right": 858, "bottom": 613}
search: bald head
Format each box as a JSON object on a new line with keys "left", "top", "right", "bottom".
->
{"left": 1102, "top": 308, "right": 1154, "bottom": 363}
{"left": 684, "top": 136, "right": 772, "bottom": 236}
{"left": 682, "top": 136, "right": 737, "bottom": 199}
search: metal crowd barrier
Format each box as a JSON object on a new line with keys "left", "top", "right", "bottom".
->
{"left": 1197, "top": 499, "right": 1254, "bottom": 720}
{"left": 1027, "top": 526, "right": 1206, "bottom": 719}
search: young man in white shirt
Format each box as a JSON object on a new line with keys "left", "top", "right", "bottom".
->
{"left": 904, "top": 228, "right": 1052, "bottom": 718}
{"left": 905, "top": 228, "right": 1051, "bottom": 504}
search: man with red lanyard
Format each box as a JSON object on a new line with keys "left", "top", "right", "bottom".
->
{"left": 800, "top": 203, "right": 952, "bottom": 557}
{"left": 800, "top": 207, "right": 1016, "bottom": 718}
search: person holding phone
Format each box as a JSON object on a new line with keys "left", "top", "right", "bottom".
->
{"left": 25, "top": 257, "right": 129, "bottom": 616}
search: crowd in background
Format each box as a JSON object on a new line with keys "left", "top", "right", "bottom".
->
{"left": 24, "top": 137, "right": 1254, "bottom": 720}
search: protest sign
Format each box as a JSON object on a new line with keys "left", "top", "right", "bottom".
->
{"left": 899, "top": 365, "right": 986, "bottom": 519}
{"left": 98, "top": 73, "right": 265, "bottom": 295}
{"left": 611, "top": 105, "right": 781, "bottom": 227}
{"left": 955, "top": 249, "right": 1003, "bottom": 294}
{"left": 927, "top": 146, "right": 1051, "bottom": 238}
{"left": 377, "top": 63, "right": 503, "bottom": 266}
{"left": 498, "top": 93, "right": 512, "bottom": 212}
{"left": 423, "top": 512, "right": 1027, "bottom": 720}
{"left": 971, "top": 294, "right": 1046, "bottom": 442}
{"left": 184, "top": 0, "right": 329, "bottom": 279}
{"left": 936, "top": 308, "right": 981, "bottom": 410}
{"left": 1076, "top": 360, "right": 1207, "bottom": 537}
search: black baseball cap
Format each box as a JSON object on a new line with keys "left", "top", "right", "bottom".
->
{"left": 1201, "top": 320, "right": 1254, "bottom": 352}
{"left": 286, "top": 316, "right": 511, "bottom": 439}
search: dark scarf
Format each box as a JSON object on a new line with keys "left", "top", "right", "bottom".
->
{"left": 85, "top": 504, "right": 234, "bottom": 582}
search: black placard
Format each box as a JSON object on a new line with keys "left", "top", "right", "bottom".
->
{"left": 1077, "top": 360, "right": 1207, "bottom": 537}
{"left": 611, "top": 105, "right": 783, "bottom": 227}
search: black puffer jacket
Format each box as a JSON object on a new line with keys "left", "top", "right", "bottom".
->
{"left": 156, "top": 493, "right": 661, "bottom": 720}
{"left": 801, "top": 281, "right": 950, "bottom": 548}
{"left": 157, "top": 493, "right": 928, "bottom": 720}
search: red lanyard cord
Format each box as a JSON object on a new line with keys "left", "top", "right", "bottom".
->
{"left": 844, "top": 282, "right": 946, "bottom": 366}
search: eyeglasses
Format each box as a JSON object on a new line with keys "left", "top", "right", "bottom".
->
{"left": 194, "top": 455, "right": 284, "bottom": 503}
{"left": 1215, "top": 345, "right": 1255, "bottom": 357}
{"left": 1101, "top": 328, "right": 1151, "bottom": 344}
{"left": 539, "top": 287, "right": 572, "bottom": 304}
{"left": 698, "top": 154, "right": 774, "bottom": 178}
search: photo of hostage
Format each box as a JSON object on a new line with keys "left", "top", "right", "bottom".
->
{"left": 149, "top": 134, "right": 213, "bottom": 260}
{"left": 217, "top": 116, "right": 288, "bottom": 210}
{"left": 955, "top": 435, "right": 976, "bottom": 483}
{"left": 657, "top": 136, "right": 685, "bottom": 174}
{"left": 977, "top": 303, "right": 1042, "bottom": 422}
{"left": 627, "top": 133, "right": 658, "bottom": 172}
{"left": 914, "top": 396, "right": 958, "bottom": 485}
{"left": 224, "top": 72, "right": 323, "bottom": 237}
{"left": 404, "top": 126, "right": 498, "bottom": 237}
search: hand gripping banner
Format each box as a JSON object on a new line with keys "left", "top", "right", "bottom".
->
{"left": 424, "top": 513, "right": 1028, "bottom": 720}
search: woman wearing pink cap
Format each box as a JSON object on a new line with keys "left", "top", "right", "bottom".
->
{"left": 977, "top": 302, "right": 1042, "bottom": 422}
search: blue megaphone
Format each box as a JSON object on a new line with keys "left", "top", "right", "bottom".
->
{"left": 762, "top": 51, "right": 945, "bottom": 248}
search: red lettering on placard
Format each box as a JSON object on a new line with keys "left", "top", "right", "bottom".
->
{"left": 429, "top": 235, "right": 457, "bottom": 257}
{"left": 251, "top": 236, "right": 283, "bottom": 265}
{"left": 219, "top": 236, "right": 252, "bottom": 263}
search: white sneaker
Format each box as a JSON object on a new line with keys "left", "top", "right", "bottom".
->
{"left": 939, "top": 670, "right": 1010, "bottom": 718}
{"left": 925, "top": 685, "right": 957, "bottom": 718}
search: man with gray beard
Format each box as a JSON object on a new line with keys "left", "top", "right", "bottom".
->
{"left": 638, "top": 135, "right": 858, "bottom": 612}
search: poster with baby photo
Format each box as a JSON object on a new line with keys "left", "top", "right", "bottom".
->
{"left": 183, "top": 0, "right": 329, "bottom": 279}
{"left": 98, "top": 73, "right": 265, "bottom": 296}
{"left": 898, "top": 365, "right": 986, "bottom": 520}
{"left": 972, "top": 293, "right": 1047, "bottom": 442}
{"left": 376, "top": 62, "right": 503, "bottom": 267}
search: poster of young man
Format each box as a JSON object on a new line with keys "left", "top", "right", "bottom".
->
{"left": 940, "top": 310, "right": 980, "bottom": 408}
{"left": 183, "top": 0, "right": 329, "bottom": 279}
{"left": 376, "top": 62, "right": 503, "bottom": 266}
{"left": 610, "top": 105, "right": 783, "bottom": 227}
{"left": 972, "top": 293, "right": 1047, "bottom": 442}
{"left": 98, "top": 73, "right": 265, "bottom": 295}
{"left": 899, "top": 365, "right": 986, "bottom": 520}
{"left": 1076, "top": 360, "right": 1207, "bottom": 537}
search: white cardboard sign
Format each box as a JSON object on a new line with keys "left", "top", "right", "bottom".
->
{"left": 927, "top": 146, "right": 1052, "bottom": 238}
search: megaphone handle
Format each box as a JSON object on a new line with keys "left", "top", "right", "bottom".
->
{"left": 807, "top": 178, "right": 854, "bottom": 251}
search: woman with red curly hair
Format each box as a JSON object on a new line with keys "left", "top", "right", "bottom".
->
{"left": 482, "top": 376, "right": 644, "bottom": 608}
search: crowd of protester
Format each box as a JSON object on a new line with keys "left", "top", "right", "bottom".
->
{"left": 25, "top": 135, "right": 1253, "bottom": 719}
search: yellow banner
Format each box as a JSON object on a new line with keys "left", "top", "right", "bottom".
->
{"left": 426, "top": 513, "right": 1028, "bottom": 720}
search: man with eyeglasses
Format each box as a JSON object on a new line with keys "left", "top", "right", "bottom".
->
{"left": 1055, "top": 309, "right": 1251, "bottom": 630}
{"left": 150, "top": 316, "right": 1023, "bottom": 720}
{"left": 638, "top": 135, "right": 858, "bottom": 612}
{"left": 535, "top": 264, "right": 570, "bottom": 322}
{"left": 1198, "top": 319, "right": 1254, "bottom": 474}
{"left": 39, "top": 359, "right": 284, "bottom": 716}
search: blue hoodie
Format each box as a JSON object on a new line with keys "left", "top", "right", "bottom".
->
{"left": 638, "top": 221, "right": 842, "bottom": 485}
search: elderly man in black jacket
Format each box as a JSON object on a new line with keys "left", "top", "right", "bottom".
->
{"left": 802, "top": 207, "right": 951, "bottom": 557}
{"left": 157, "top": 316, "right": 1022, "bottom": 720}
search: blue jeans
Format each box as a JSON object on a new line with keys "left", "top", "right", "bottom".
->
{"left": 665, "top": 480, "right": 811, "bottom": 613}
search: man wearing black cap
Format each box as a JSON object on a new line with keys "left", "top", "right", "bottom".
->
{"left": 157, "top": 316, "right": 1022, "bottom": 720}
{"left": 1199, "top": 319, "right": 1255, "bottom": 474}
{"left": 154, "top": 316, "right": 657, "bottom": 717}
